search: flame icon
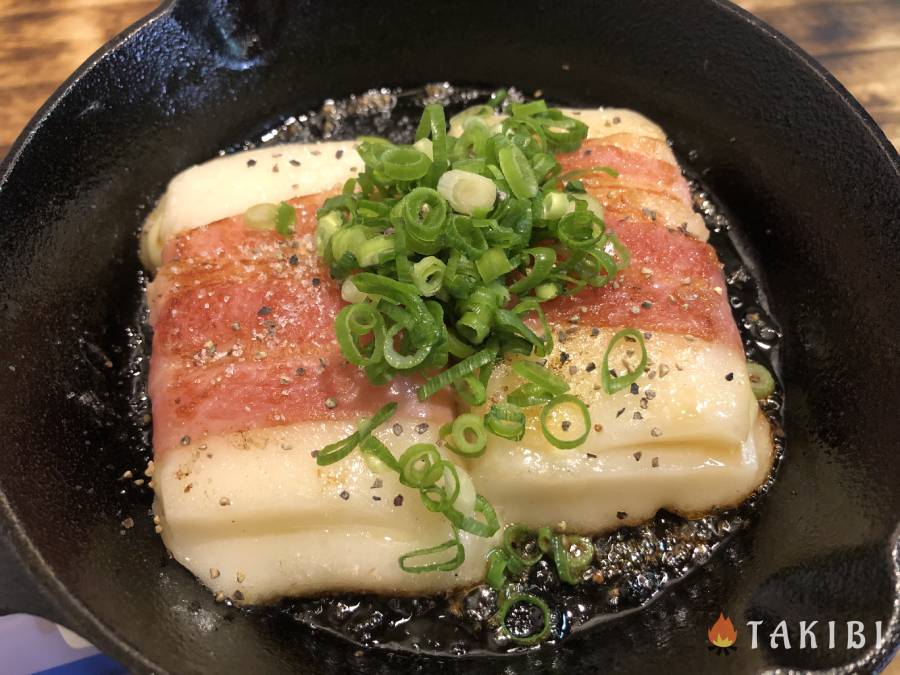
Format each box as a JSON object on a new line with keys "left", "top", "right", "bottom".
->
{"left": 708, "top": 612, "right": 738, "bottom": 651}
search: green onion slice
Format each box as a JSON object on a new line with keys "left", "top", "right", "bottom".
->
{"left": 551, "top": 534, "right": 594, "bottom": 584}
{"left": 315, "top": 402, "right": 398, "bottom": 466}
{"left": 398, "top": 443, "right": 444, "bottom": 488}
{"left": 275, "top": 202, "right": 296, "bottom": 237}
{"left": 417, "top": 342, "right": 498, "bottom": 401}
{"left": 447, "top": 413, "right": 488, "bottom": 458}
{"left": 512, "top": 360, "right": 569, "bottom": 396}
{"left": 747, "top": 362, "right": 776, "bottom": 399}
{"left": 445, "top": 494, "right": 500, "bottom": 537}
{"left": 498, "top": 145, "right": 538, "bottom": 199}
{"left": 334, "top": 303, "right": 385, "bottom": 367}
{"left": 539, "top": 394, "right": 591, "bottom": 449}
{"left": 497, "top": 593, "right": 552, "bottom": 646}
{"left": 399, "top": 536, "right": 465, "bottom": 573}
{"left": 485, "top": 403, "right": 526, "bottom": 441}
{"left": 601, "top": 328, "right": 648, "bottom": 395}
{"left": 486, "top": 548, "right": 510, "bottom": 590}
{"left": 380, "top": 146, "right": 432, "bottom": 181}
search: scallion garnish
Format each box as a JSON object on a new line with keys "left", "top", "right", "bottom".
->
{"left": 539, "top": 394, "right": 591, "bottom": 449}
{"left": 600, "top": 328, "right": 648, "bottom": 395}
{"left": 399, "top": 535, "right": 465, "bottom": 573}
{"left": 747, "top": 362, "right": 776, "bottom": 399}
{"left": 497, "top": 593, "right": 552, "bottom": 646}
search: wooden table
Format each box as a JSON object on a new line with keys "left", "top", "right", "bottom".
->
{"left": 0, "top": 1, "right": 897, "bottom": 672}
{"left": 0, "top": 0, "right": 897, "bottom": 158}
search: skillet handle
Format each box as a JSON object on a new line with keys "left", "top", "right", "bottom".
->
{"left": 0, "top": 524, "right": 67, "bottom": 626}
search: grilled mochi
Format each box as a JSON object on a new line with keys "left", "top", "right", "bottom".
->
{"left": 142, "top": 108, "right": 774, "bottom": 603}
{"left": 145, "top": 147, "right": 491, "bottom": 603}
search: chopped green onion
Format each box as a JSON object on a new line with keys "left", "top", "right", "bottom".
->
{"left": 244, "top": 202, "right": 278, "bottom": 230}
{"left": 380, "top": 146, "right": 431, "bottom": 182}
{"left": 512, "top": 360, "right": 569, "bottom": 396}
{"left": 497, "top": 593, "right": 551, "bottom": 646}
{"left": 445, "top": 494, "right": 499, "bottom": 537}
{"left": 498, "top": 145, "right": 538, "bottom": 199}
{"left": 453, "top": 375, "right": 486, "bottom": 406}
{"left": 398, "top": 443, "right": 444, "bottom": 488}
{"left": 540, "top": 191, "right": 568, "bottom": 221}
{"left": 539, "top": 394, "right": 591, "bottom": 449}
{"left": 437, "top": 169, "right": 497, "bottom": 216}
{"left": 551, "top": 534, "right": 594, "bottom": 584}
{"left": 359, "top": 435, "right": 401, "bottom": 473}
{"left": 475, "top": 247, "right": 514, "bottom": 284}
{"left": 417, "top": 342, "right": 498, "bottom": 401}
{"left": 413, "top": 137, "right": 434, "bottom": 160}
{"left": 447, "top": 413, "right": 487, "bottom": 457}
{"left": 412, "top": 256, "right": 446, "bottom": 296}
{"left": 486, "top": 548, "right": 510, "bottom": 590}
{"left": 334, "top": 303, "right": 384, "bottom": 367}
{"left": 315, "top": 211, "right": 342, "bottom": 255}
{"left": 485, "top": 403, "right": 526, "bottom": 441}
{"left": 747, "top": 362, "right": 776, "bottom": 399}
{"left": 507, "top": 383, "right": 553, "bottom": 408}
{"left": 315, "top": 402, "right": 397, "bottom": 466}
{"left": 601, "top": 328, "right": 648, "bottom": 395}
{"left": 503, "top": 524, "right": 542, "bottom": 570}
{"left": 355, "top": 234, "right": 395, "bottom": 267}
{"left": 275, "top": 201, "right": 296, "bottom": 237}
{"left": 537, "top": 526, "right": 553, "bottom": 554}
{"left": 399, "top": 536, "right": 465, "bottom": 573}
{"left": 398, "top": 187, "right": 448, "bottom": 254}
{"left": 419, "top": 461, "right": 462, "bottom": 513}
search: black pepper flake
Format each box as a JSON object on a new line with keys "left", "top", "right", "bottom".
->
{"left": 233, "top": 590, "right": 245, "bottom": 601}
{"left": 561, "top": 420, "right": 572, "bottom": 432}
{"left": 591, "top": 327, "right": 600, "bottom": 337}
{"left": 393, "top": 494, "right": 404, "bottom": 507}
{"left": 296, "top": 367, "right": 306, "bottom": 376}
{"left": 630, "top": 382, "right": 640, "bottom": 395}
{"left": 585, "top": 362, "right": 596, "bottom": 372}
{"left": 289, "top": 159, "right": 301, "bottom": 167}
{"left": 371, "top": 478, "right": 383, "bottom": 489}
{"left": 339, "top": 490, "right": 350, "bottom": 500}
{"left": 586, "top": 452, "right": 597, "bottom": 459}
{"left": 650, "top": 427, "right": 663, "bottom": 437}
{"left": 311, "top": 449, "right": 319, "bottom": 458}
{"left": 336, "top": 149, "right": 344, "bottom": 159}
{"left": 246, "top": 159, "right": 257, "bottom": 167}
{"left": 257, "top": 306, "right": 272, "bottom": 316}
{"left": 180, "top": 435, "right": 191, "bottom": 446}
{"left": 415, "top": 422, "right": 429, "bottom": 434}
{"left": 311, "top": 277, "right": 321, "bottom": 287}
{"left": 392, "top": 423, "right": 403, "bottom": 436}
{"left": 651, "top": 456, "right": 659, "bottom": 468}
{"left": 633, "top": 411, "right": 643, "bottom": 420}
{"left": 288, "top": 255, "right": 299, "bottom": 266}
{"left": 372, "top": 495, "right": 382, "bottom": 501}
{"left": 616, "top": 511, "right": 627, "bottom": 520}
{"left": 616, "top": 408, "right": 625, "bottom": 418}
{"left": 633, "top": 451, "right": 642, "bottom": 461}
{"left": 560, "top": 352, "right": 570, "bottom": 364}
{"left": 725, "top": 372, "right": 734, "bottom": 381}
{"left": 272, "top": 164, "right": 279, "bottom": 173}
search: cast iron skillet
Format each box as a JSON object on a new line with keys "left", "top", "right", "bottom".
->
{"left": 0, "top": 0, "right": 898, "bottom": 672}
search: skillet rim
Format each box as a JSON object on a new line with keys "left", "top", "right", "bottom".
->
{"left": 0, "top": 1, "right": 897, "bottom": 673}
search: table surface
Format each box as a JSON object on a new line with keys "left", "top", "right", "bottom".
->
{"left": 0, "top": 1, "right": 897, "bottom": 673}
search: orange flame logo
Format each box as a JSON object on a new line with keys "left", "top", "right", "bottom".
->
{"left": 708, "top": 612, "right": 738, "bottom": 648}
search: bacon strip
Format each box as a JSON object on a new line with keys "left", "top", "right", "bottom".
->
{"left": 147, "top": 194, "right": 450, "bottom": 454}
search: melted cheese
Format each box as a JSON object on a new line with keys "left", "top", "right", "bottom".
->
{"left": 155, "top": 420, "right": 494, "bottom": 603}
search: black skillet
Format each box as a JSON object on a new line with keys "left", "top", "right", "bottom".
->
{"left": 0, "top": 0, "right": 898, "bottom": 673}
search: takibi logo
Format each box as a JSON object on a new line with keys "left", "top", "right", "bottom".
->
{"left": 708, "top": 612, "right": 738, "bottom": 655}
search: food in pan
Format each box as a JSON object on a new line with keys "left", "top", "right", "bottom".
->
{"left": 142, "top": 91, "right": 777, "bottom": 646}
